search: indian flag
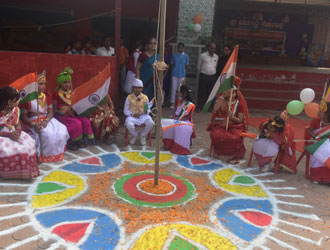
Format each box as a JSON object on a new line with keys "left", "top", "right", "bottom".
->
{"left": 9, "top": 73, "right": 38, "bottom": 104}
{"left": 161, "top": 118, "right": 194, "bottom": 133}
{"left": 315, "top": 125, "right": 330, "bottom": 139}
{"left": 202, "top": 45, "right": 239, "bottom": 112}
{"left": 304, "top": 138, "right": 330, "bottom": 169}
{"left": 72, "top": 64, "right": 111, "bottom": 117}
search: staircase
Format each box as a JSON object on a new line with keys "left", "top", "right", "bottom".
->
{"left": 237, "top": 66, "right": 329, "bottom": 111}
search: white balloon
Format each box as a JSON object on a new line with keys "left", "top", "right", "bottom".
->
{"left": 194, "top": 24, "right": 202, "bottom": 33}
{"left": 300, "top": 88, "right": 315, "bottom": 104}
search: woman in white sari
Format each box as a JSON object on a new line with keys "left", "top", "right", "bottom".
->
{"left": 21, "top": 71, "right": 69, "bottom": 163}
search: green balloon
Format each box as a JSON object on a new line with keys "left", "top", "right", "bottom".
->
{"left": 187, "top": 23, "right": 194, "bottom": 32}
{"left": 286, "top": 100, "right": 305, "bottom": 115}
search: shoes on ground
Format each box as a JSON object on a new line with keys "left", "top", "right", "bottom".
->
{"left": 130, "top": 135, "right": 137, "bottom": 145}
{"left": 140, "top": 136, "right": 147, "bottom": 146}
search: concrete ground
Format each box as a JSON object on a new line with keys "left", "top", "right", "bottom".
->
{"left": 0, "top": 107, "right": 329, "bottom": 250}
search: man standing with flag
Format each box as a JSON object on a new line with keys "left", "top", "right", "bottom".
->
{"left": 196, "top": 42, "right": 218, "bottom": 112}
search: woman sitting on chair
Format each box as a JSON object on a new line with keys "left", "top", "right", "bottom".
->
{"left": 163, "top": 85, "right": 195, "bottom": 155}
{"left": 307, "top": 102, "right": 330, "bottom": 183}
{"left": 207, "top": 77, "right": 248, "bottom": 163}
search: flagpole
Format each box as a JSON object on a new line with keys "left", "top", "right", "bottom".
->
{"left": 225, "top": 88, "right": 234, "bottom": 131}
{"left": 36, "top": 93, "right": 44, "bottom": 162}
{"left": 154, "top": 0, "right": 166, "bottom": 186}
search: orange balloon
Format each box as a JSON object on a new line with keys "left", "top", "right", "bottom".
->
{"left": 194, "top": 14, "right": 203, "bottom": 24}
{"left": 304, "top": 102, "right": 320, "bottom": 118}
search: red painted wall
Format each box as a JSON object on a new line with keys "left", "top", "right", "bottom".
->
{"left": 0, "top": 51, "right": 118, "bottom": 103}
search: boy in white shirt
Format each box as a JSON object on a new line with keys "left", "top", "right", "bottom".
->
{"left": 124, "top": 79, "right": 154, "bottom": 145}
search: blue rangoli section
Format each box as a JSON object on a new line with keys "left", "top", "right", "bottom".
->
{"left": 36, "top": 208, "right": 120, "bottom": 250}
{"left": 62, "top": 154, "right": 121, "bottom": 173}
{"left": 176, "top": 155, "right": 223, "bottom": 171}
{"left": 216, "top": 199, "right": 273, "bottom": 242}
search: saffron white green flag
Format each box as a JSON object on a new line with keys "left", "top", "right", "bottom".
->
{"left": 71, "top": 64, "right": 111, "bottom": 117}
{"left": 202, "top": 45, "right": 239, "bottom": 112}
{"left": 10, "top": 73, "right": 38, "bottom": 104}
{"left": 304, "top": 138, "right": 330, "bottom": 169}
{"left": 161, "top": 118, "right": 194, "bottom": 133}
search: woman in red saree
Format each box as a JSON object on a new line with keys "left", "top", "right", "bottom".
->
{"left": 207, "top": 78, "right": 248, "bottom": 163}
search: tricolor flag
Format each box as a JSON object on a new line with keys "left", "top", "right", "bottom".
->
{"left": 304, "top": 138, "right": 330, "bottom": 169}
{"left": 161, "top": 118, "right": 194, "bottom": 133}
{"left": 10, "top": 73, "right": 38, "bottom": 104}
{"left": 315, "top": 125, "right": 330, "bottom": 139}
{"left": 72, "top": 64, "right": 111, "bottom": 117}
{"left": 202, "top": 45, "right": 239, "bottom": 112}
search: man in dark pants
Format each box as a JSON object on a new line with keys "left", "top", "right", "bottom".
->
{"left": 196, "top": 42, "right": 219, "bottom": 112}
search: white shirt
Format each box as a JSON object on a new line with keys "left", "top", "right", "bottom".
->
{"left": 96, "top": 46, "right": 115, "bottom": 56}
{"left": 124, "top": 94, "right": 151, "bottom": 117}
{"left": 198, "top": 52, "right": 218, "bottom": 76}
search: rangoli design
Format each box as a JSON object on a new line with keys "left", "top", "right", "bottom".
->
{"left": 0, "top": 145, "right": 324, "bottom": 250}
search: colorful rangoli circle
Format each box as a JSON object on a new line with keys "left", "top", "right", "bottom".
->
{"left": 114, "top": 172, "right": 195, "bottom": 207}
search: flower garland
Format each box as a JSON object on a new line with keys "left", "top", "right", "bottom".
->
{"left": 58, "top": 89, "right": 72, "bottom": 106}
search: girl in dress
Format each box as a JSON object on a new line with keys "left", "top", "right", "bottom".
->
{"left": 163, "top": 86, "right": 195, "bottom": 155}
{"left": 53, "top": 67, "right": 94, "bottom": 150}
{"left": 0, "top": 86, "right": 39, "bottom": 179}
{"left": 89, "top": 95, "right": 119, "bottom": 144}
{"left": 21, "top": 71, "right": 69, "bottom": 162}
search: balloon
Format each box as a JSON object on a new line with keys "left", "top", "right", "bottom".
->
{"left": 304, "top": 102, "right": 319, "bottom": 118}
{"left": 194, "top": 24, "right": 202, "bottom": 33}
{"left": 286, "top": 100, "right": 305, "bottom": 115}
{"left": 187, "top": 23, "right": 194, "bottom": 32}
{"left": 193, "top": 14, "right": 203, "bottom": 24}
{"left": 300, "top": 88, "right": 315, "bottom": 104}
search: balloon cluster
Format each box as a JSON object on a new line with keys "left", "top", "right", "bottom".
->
{"left": 286, "top": 88, "right": 319, "bottom": 118}
{"left": 187, "top": 14, "right": 202, "bottom": 33}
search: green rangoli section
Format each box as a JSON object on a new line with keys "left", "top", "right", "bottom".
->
{"left": 36, "top": 182, "right": 66, "bottom": 194}
{"left": 169, "top": 236, "right": 199, "bottom": 250}
{"left": 141, "top": 152, "right": 155, "bottom": 160}
{"left": 233, "top": 176, "right": 255, "bottom": 184}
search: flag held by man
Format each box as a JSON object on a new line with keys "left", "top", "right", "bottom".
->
{"left": 202, "top": 45, "right": 239, "bottom": 112}
{"left": 10, "top": 72, "right": 38, "bottom": 104}
{"left": 71, "top": 64, "right": 111, "bottom": 117}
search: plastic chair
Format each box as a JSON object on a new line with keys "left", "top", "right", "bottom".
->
{"left": 125, "top": 124, "right": 152, "bottom": 146}
{"left": 295, "top": 126, "right": 311, "bottom": 179}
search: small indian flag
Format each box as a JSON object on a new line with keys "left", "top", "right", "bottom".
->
{"left": 304, "top": 138, "right": 330, "bottom": 169}
{"left": 161, "top": 118, "right": 194, "bottom": 133}
{"left": 202, "top": 45, "right": 239, "bottom": 112}
{"left": 72, "top": 64, "right": 111, "bottom": 117}
{"left": 9, "top": 73, "right": 38, "bottom": 104}
{"left": 315, "top": 125, "right": 330, "bottom": 139}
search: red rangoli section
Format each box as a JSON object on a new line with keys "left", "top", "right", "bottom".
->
{"left": 52, "top": 222, "right": 90, "bottom": 243}
{"left": 190, "top": 157, "right": 210, "bottom": 165}
{"left": 239, "top": 211, "right": 272, "bottom": 227}
{"left": 79, "top": 157, "right": 102, "bottom": 165}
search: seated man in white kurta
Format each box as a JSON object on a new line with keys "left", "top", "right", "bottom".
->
{"left": 124, "top": 79, "right": 154, "bottom": 145}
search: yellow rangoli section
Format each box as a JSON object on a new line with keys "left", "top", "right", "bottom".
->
{"left": 32, "top": 171, "right": 85, "bottom": 208}
{"left": 132, "top": 224, "right": 237, "bottom": 250}
{"left": 214, "top": 169, "right": 267, "bottom": 197}
{"left": 120, "top": 152, "right": 173, "bottom": 164}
